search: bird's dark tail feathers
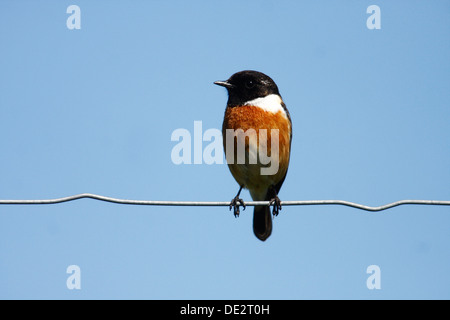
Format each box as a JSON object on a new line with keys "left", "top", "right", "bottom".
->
{"left": 253, "top": 205, "right": 272, "bottom": 241}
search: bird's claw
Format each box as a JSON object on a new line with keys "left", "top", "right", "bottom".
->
{"left": 229, "top": 197, "right": 246, "bottom": 217}
{"left": 269, "top": 196, "right": 282, "bottom": 217}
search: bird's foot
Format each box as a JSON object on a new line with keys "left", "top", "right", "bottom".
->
{"left": 229, "top": 196, "right": 246, "bottom": 218}
{"left": 269, "top": 196, "right": 282, "bottom": 217}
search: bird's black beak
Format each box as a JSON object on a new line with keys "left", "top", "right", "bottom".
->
{"left": 214, "top": 80, "right": 234, "bottom": 89}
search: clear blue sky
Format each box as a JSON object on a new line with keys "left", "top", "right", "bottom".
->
{"left": 0, "top": 0, "right": 449, "bottom": 299}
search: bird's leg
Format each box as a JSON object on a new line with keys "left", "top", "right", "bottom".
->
{"left": 229, "top": 185, "right": 246, "bottom": 217}
{"left": 269, "top": 186, "right": 282, "bottom": 217}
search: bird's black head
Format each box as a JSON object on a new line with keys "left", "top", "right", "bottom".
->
{"left": 214, "top": 70, "right": 280, "bottom": 107}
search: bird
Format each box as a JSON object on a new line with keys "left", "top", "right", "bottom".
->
{"left": 214, "top": 70, "right": 292, "bottom": 241}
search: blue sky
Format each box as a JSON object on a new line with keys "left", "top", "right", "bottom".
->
{"left": 0, "top": 0, "right": 449, "bottom": 299}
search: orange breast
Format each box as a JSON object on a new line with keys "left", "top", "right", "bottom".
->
{"left": 222, "top": 105, "right": 291, "bottom": 199}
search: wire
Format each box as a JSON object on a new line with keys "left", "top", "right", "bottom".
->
{"left": 0, "top": 193, "right": 449, "bottom": 212}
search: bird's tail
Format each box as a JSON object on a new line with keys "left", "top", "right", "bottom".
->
{"left": 253, "top": 205, "right": 272, "bottom": 241}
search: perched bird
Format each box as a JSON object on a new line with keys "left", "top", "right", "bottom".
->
{"left": 214, "top": 70, "right": 292, "bottom": 241}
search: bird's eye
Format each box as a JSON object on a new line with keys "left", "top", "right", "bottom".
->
{"left": 245, "top": 80, "right": 255, "bottom": 89}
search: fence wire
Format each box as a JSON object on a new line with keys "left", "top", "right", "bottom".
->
{"left": 0, "top": 193, "right": 449, "bottom": 212}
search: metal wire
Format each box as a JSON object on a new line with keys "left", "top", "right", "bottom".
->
{"left": 0, "top": 193, "right": 449, "bottom": 212}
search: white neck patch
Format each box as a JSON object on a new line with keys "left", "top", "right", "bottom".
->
{"left": 243, "top": 94, "right": 286, "bottom": 115}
